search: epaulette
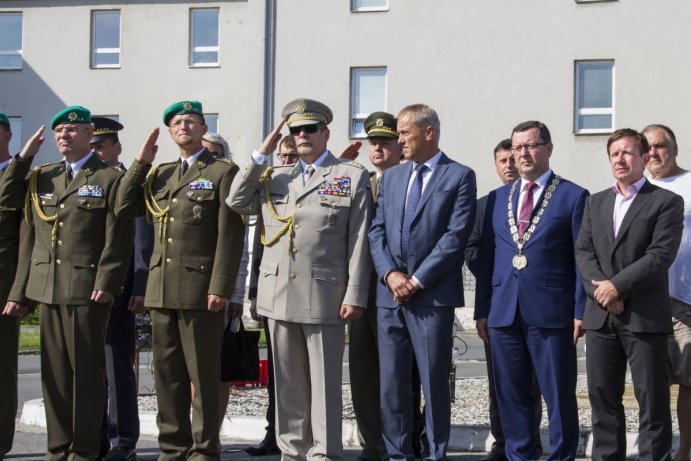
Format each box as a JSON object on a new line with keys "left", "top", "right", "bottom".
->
{"left": 339, "top": 159, "right": 366, "bottom": 170}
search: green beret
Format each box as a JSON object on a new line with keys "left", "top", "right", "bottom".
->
{"left": 365, "top": 111, "right": 398, "bottom": 139}
{"left": 163, "top": 100, "right": 204, "bottom": 126}
{"left": 281, "top": 98, "right": 333, "bottom": 127}
{"left": 50, "top": 106, "right": 91, "bottom": 129}
{"left": 90, "top": 116, "right": 124, "bottom": 143}
{"left": 0, "top": 112, "right": 10, "bottom": 129}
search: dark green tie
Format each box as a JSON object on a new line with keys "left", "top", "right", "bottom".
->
{"left": 179, "top": 160, "right": 189, "bottom": 179}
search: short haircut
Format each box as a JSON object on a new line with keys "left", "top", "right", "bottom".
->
{"left": 606, "top": 128, "right": 649, "bottom": 156}
{"left": 642, "top": 124, "right": 677, "bottom": 148}
{"left": 493, "top": 138, "right": 512, "bottom": 159}
{"left": 511, "top": 121, "right": 551, "bottom": 144}
{"left": 397, "top": 104, "right": 441, "bottom": 136}
{"left": 279, "top": 135, "right": 296, "bottom": 153}
{"left": 202, "top": 132, "right": 231, "bottom": 158}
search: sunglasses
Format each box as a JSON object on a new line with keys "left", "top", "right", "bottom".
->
{"left": 289, "top": 124, "right": 322, "bottom": 135}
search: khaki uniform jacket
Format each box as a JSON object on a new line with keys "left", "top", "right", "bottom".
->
{"left": 6, "top": 154, "right": 132, "bottom": 305}
{"left": 115, "top": 149, "right": 244, "bottom": 309}
{"left": 227, "top": 151, "right": 372, "bottom": 324}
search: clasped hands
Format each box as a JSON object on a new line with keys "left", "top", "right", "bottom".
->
{"left": 592, "top": 279, "right": 624, "bottom": 314}
{"left": 386, "top": 270, "right": 421, "bottom": 305}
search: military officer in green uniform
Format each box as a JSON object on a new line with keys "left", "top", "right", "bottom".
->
{"left": 349, "top": 111, "right": 403, "bottom": 461}
{"left": 115, "top": 101, "right": 245, "bottom": 461}
{"left": 227, "top": 98, "right": 372, "bottom": 461}
{"left": 3, "top": 106, "right": 133, "bottom": 461}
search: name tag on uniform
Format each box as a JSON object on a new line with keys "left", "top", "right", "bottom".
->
{"left": 318, "top": 177, "right": 351, "bottom": 197}
{"left": 77, "top": 185, "right": 103, "bottom": 197}
{"left": 189, "top": 178, "right": 214, "bottom": 190}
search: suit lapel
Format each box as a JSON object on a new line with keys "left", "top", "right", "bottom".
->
{"left": 295, "top": 152, "right": 337, "bottom": 202}
{"left": 602, "top": 190, "right": 616, "bottom": 250}
{"left": 612, "top": 181, "right": 653, "bottom": 250}
{"left": 64, "top": 154, "right": 100, "bottom": 198}
{"left": 172, "top": 149, "right": 209, "bottom": 194}
{"left": 413, "top": 153, "right": 449, "bottom": 221}
{"left": 393, "top": 162, "right": 414, "bottom": 227}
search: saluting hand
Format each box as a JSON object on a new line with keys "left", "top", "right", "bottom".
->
{"left": 340, "top": 304, "right": 364, "bottom": 320}
{"left": 18, "top": 125, "right": 45, "bottom": 159}
{"left": 136, "top": 128, "right": 160, "bottom": 165}
{"left": 258, "top": 118, "right": 287, "bottom": 155}
{"left": 207, "top": 294, "right": 228, "bottom": 312}
{"left": 338, "top": 141, "right": 362, "bottom": 161}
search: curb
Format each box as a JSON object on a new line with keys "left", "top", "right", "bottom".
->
{"left": 21, "top": 399, "right": 675, "bottom": 458}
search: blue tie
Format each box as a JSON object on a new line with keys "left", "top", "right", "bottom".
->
{"left": 401, "top": 163, "right": 427, "bottom": 261}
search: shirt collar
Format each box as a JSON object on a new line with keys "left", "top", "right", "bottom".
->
{"left": 180, "top": 147, "right": 205, "bottom": 167}
{"left": 0, "top": 158, "right": 11, "bottom": 171}
{"left": 65, "top": 152, "right": 93, "bottom": 173}
{"left": 520, "top": 168, "right": 552, "bottom": 190}
{"left": 415, "top": 150, "right": 443, "bottom": 171}
{"left": 613, "top": 176, "right": 647, "bottom": 198}
{"left": 300, "top": 149, "right": 330, "bottom": 173}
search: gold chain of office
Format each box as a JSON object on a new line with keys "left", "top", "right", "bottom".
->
{"left": 143, "top": 166, "right": 171, "bottom": 241}
{"left": 24, "top": 167, "right": 59, "bottom": 248}
{"left": 240, "top": 166, "right": 294, "bottom": 251}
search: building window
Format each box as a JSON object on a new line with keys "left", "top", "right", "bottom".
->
{"left": 8, "top": 117, "right": 21, "bottom": 156}
{"left": 574, "top": 60, "right": 614, "bottom": 134}
{"left": 0, "top": 13, "right": 23, "bottom": 70}
{"left": 205, "top": 114, "right": 218, "bottom": 133}
{"left": 190, "top": 9, "right": 219, "bottom": 67}
{"left": 91, "top": 11, "right": 121, "bottom": 68}
{"left": 351, "top": 0, "right": 389, "bottom": 12}
{"left": 350, "top": 67, "right": 387, "bottom": 138}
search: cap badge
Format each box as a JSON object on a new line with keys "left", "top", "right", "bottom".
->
{"left": 183, "top": 101, "right": 193, "bottom": 111}
{"left": 68, "top": 112, "right": 78, "bottom": 122}
{"left": 296, "top": 104, "right": 305, "bottom": 114}
{"left": 376, "top": 118, "right": 384, "bottom": 127}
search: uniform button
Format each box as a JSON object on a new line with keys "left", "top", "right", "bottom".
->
{"left": 172, "top": 198, "right": 178, "bottom": 203}
{"left": 297, "top": 203, "right": 303, "bottom": 208}
{"left": 331, "top": 277, "right": 336, "bottom": 281}
{"left": 289, "top": 272, "right": 296, "bottom": 279}
{"left": 200, "top": 265, "right": 206, "bottom": 270}
{"left": 169, "top": 217, "right": 175, "bottom": 223}
{"left": 41, "top": 200, "right": 46, "bottom": 205}
{"left": 56, "top": 259, "right": 61, "bottom": 265}
{"left": 167, "top": 238, "right": 173, "bottom": 243}
{"left": 86, "top": 203, "right": 91, "bottom": 208}
{"left": 294, "top": 224, "right": 301, "bottom": 230}
{"left": 166, "top": 258, "right": 172, "bottom": 263}
{"left": 90, "top": 264, "right": 95, "bottom": 268}
{"left": 33, "top": 258, "right": 37, "bottom": 262}
{"left": 197, "top": 195, "right": 202, "bottom": 200}
{"left": 331, "top": 202, "right": 336, "bottom": 208}
{"left": 57, "top": 240, "right": 62, "bottom": 246}
{"left": 58, "top": 222, "right": 64, "bottom": 228}
{"left": 292, "top": 248, "right": 298, "bottom": 254}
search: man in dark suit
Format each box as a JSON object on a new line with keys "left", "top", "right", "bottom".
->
{"left": 575, "top": 128, "right": 684, "bottom": 461}
{"left": 4, "top": 106, "right": 133, "bottom": 461}
{"left": 115, "top": 101, "right": 245, "bottom": 460}
{"left": 90, "top": 117, "right": 154, "bottom": 461}
{"left": 475, "top": 121, "right": 588, "bottom": 461}
{"left": 465, "top": 139, "right": 542, "bottom": 461}
{"left": 368, "top": 103, "right": 476, "bottom": 461}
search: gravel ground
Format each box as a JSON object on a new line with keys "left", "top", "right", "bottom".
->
{"left": 137, "top": 375, "right": 681, "bottom": 434}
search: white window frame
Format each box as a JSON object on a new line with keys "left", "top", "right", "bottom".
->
{"left": 350, "top": 67, "right": 387, "bottom": 138}
{"left": 8, "top": 117, "right": 22, "bottom": 156}
{"left": 190, "top": 8, "right": 220, "bottom": 67}
{"left": 204, "top": 113, "right": 219, "bottom": 134}
{"left": 0, "top": 12, "right": 23, "bottom": 70}
{"left": 574, "top": 60, "right": 615, "bottom": 134}
{"left": 91, "top": 10, "right": 121, "bottom": 69}
{"left": 351, "top": 0, "right": 389, "bottom": 12}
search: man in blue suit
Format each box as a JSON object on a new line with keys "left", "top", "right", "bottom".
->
{"left": 475, "top": 121, "right": 588, "bottom": 461}
{"left": 369, "top": 104, "right": 476, "bottom": 461}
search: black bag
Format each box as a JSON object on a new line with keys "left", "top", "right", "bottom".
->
{"left": 220, "top": 319, "right": 260, "bottom": 382}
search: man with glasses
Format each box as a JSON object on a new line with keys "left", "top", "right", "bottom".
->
{"left": 3, "top": 106, "right": 133, "bottom": 461}
{"left": 643, "top": 124, "right": 691, "bottom": 461}
{"left": 475, "top": 121, "right": 588, "bottom": 460}
{"left": 115, "top": 101, "right": 245, "bottom": 460}
{"left": 245, "top": 134, "right": 298, "bottom": 457}
{"left": 227, "top": 98, "right": 372, "bottom": 461}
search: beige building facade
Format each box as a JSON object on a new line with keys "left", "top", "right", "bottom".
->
{"left": 2, "top": 0, "right": 690, "bottom": 194}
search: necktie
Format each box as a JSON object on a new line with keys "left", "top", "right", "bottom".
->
{"left": 401, "top": 164, "right": 427, "bottom": 261}
{"left": 518, "top": 181, "right": 536, "bottom": 237}
{"left": 304, "top": 165, "right": 315, "bottom": 185}
{"left": 65, "top": 166, "right": 74, "bottom": 186}
{"left": 179, "top": 160, "right": 189, "bottom": 179}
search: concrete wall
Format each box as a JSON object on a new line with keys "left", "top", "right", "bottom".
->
{"left": 2, "top": 0, "right": 691, "bottom": 195}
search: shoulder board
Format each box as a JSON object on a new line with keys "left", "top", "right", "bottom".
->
{"left": 338, "top": 160, "right": 366, "bottom": 170}
{"left": 38, "top": 160, "right": 63, "bottom": 169}
{"left": 158, "top": 160, "right": 178, "bottom": 167}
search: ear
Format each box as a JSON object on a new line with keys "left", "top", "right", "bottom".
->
{"left": 424, "top": 125, "right": 435, "bottom": 141}
{"left": 546, "top": 142, "right": 553, "bottom": 158}
{"left": 324, "top": 127, "right": 330, "bottom": 142}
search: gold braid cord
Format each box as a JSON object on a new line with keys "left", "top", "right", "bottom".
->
{"left": 25, "top": 167, "right": 59, "bottom": 247}
{"left": 143, "top": 166, "right": 170, "bottom": 241}
{"left": 241, "top": 166, "right": 294, "bottom": 251}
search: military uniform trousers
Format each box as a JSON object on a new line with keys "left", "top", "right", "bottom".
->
{"left": 0, "top": 288, "right": 19, "bottom": 458}
{"left": 269, "top": 319, "right": 346, "bottom": 461}
{"left": 40, "top": 302, "right": 111, "bottom": 461}
{"left": 151, "top": 307, "right": 224, "bottom": 461}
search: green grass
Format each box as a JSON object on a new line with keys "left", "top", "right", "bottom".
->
{"left": 19, "top": 331, "right": 40, "bottom": 350}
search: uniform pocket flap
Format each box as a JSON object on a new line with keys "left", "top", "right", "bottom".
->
{"left": 76, "top": 197, "right": 107, "bottom": 209}
{"left": 259, "top": 259, "right": 278, "bottom": 277}
{"left": 181, "top": 254, "right": 213, "bottom": 272}
{"left": 186, "top": 190, "right": 215, "bottom": 202}
{"left": 311, "top": 265, "right": 347, "bottom": 284}
{"left": 31, "top": 250, "right": 51, "bottom": 265}
{"left": 72, "top": 254, "right": 98, "bottom": 269}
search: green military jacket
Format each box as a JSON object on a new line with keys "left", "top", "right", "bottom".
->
{"left": 115, "top": 149, "right": 245, "bottom": 309}
{"left": 6, "top": 154, "right": 132, "bottom": 305}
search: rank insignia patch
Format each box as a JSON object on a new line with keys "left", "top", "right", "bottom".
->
{"left": 189, "top": 178, "right": 214, "bottom": 190}
{"left": 77, "top": 185, "right": 103, "bottom": 197}
{"left": 317, "top": 177, "right": 351, "bottom": 197}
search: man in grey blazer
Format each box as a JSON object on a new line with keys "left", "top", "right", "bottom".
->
{"left": 575, "top": 128, "right": 684, "bottom": 461}
{"left": 227, "top": 98, "right": 372, "bottom": 461}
